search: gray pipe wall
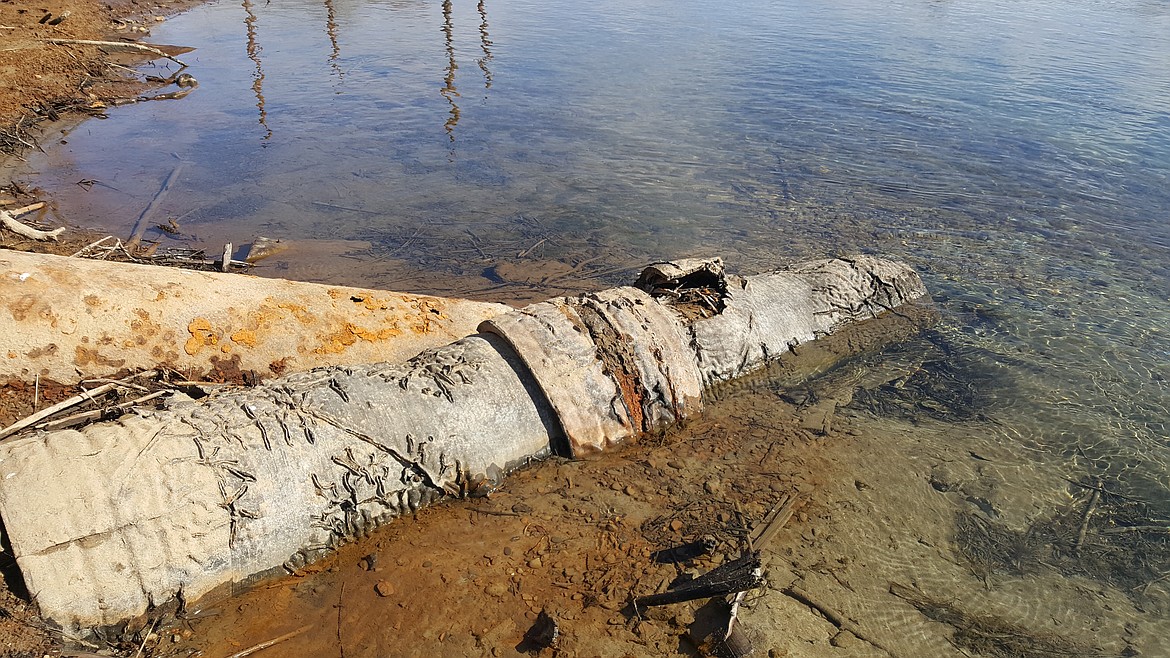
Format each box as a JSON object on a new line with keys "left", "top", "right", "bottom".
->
{"left": 0, "top": 255, "right": 927, "bottom": 633}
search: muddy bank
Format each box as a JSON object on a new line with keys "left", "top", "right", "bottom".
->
{"left": 0, "top": 0, "right": 205, "bottom": 152}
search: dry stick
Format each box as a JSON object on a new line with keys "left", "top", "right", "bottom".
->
{"left": 1074, "top": 486, "right": 1101, "bottom": 555}
{"left": 782, "top": 584, "right": 898, "bottom": 657}
{"left": 127, "top": 160, "right": 185, "bottom": 249}
{"left": 37, "top": 390, "right": 168, "bottom": 432}
{"left": 0, "top": 370, "right": 157, "bottom": 440}
{"left": 10, "top": 201, "right": 46, "bottom": 216}
{"left": 1, "top": 209, "right": 65, "bottom": 241}
{"left": 39, "top": 39, "right": 188, "bottom": 67}
{"left": 70, "top": 235, "right": 115, "bottom": 257}
{"left": 224, "top": 625, "right": 311, "bottom": 658}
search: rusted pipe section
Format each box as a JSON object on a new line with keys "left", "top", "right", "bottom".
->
{"left": 0, "top": 250, "right": 512, "bottom": 384}
{"left": 0, "top": 255, "right": 928, "bottom": 634}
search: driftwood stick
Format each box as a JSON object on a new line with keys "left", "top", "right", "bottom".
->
{"left": 127, "top": 161, "right": 185, "bottom": 248}
{"left": 750, "top": 493, "right": 798, "bottom": 551}
{"left": 0, "top": 383, "right": 118, "bottom": 440}
{"left": 1, "top": 209, "right": 65, "bottom": 241}
{"left": 785, "top": 584, "right": 897, "bottom": 657}
{"left": 37, "top": 390, "right": 169, "bottom": 432}
{"left": 224, "top": 625, "right": 311, "bottom": 658}
{"left": 0, "top": 370, "right": 157, "bottom": 440}
{"left": 10, "top": 201, "right": 46, "bottom": 216}
{"left": 40, "top": 39, "right": 188, "bottom": 67}
{"left": 1075, "top": 487, "right": 1101, "bottom": 555}
{"left": 70, "top": 235, "right": 116, "bottom": 257}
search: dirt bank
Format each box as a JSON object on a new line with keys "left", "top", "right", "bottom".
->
{"left": 0, "top": 0, "right": 203, "bottom": 153}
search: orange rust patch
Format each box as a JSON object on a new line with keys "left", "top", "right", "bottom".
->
{"left": 314, "top": 322, "right": 403, "bottom": 355}
{"left": 276, "top": 302, "right": 315, "bottom": 324}
{"left": 185, "top": 317, "right": 221, "bottom": 356}
{"left": 74, "top": 346, "right": 126, "bottom": 369}
{"left": 83, "top": 295, "right": 101, "bottom": 307}
{"left": 9, "top": 294, "right": 35, "bottom": 322}
{"left": 230, "top": 329, "right": 259, "bottom": 348}
{"left": 408, "top": 299, "right": 449, "bottom": 334}
{"left": 328, "top": 288, "right": 344, "bottom": 299}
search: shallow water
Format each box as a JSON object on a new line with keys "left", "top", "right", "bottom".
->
{"left": 13, "top": 0, "right": 1170, "bottom": 651}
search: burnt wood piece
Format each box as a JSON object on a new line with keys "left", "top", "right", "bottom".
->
{"left": 635, "top": 552, "right": 764, "bottom": 608}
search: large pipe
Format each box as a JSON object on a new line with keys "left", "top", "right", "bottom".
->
{"left": 0, "top": 250, "right": 512, "bottom": 384}
{"left": 0, "top": 255, "right": 928, "bottom": 633}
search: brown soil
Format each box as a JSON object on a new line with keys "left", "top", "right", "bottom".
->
{"left": 0, "top": 0, "right": 203, "bottom": 153}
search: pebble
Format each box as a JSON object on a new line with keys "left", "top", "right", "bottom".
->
{"left": 512, "top": 502, "right": 533, "bottom": 514}
{"left": 375, "top": 580, "right": 395, "bottom": 597}
{"left": 422, "top": 560, "right": 433, "bottom": 568}
{"left": 667, "top": 460, "right": 684, "bottom": 470}
{"left": 669, "top": 519, "right": 684, "bottom": 532}
{"left": 485, "top": 583, "right": 509, "bottom": 598}
{"left": 624, "top": 484, "right": 638, "bottom": 497}
{"left": 704, "top": 479, "right": 721, "bottom": 494}
{"left": 504, "top": 546, "right": 513, "bottom": 556}
{"left": 604, "top": 553, "right": 619, "bottom": 564}
{"left": 528, "top": 557, "right": 543, "bottom": 569}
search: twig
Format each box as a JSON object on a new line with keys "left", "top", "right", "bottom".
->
{"left": 471, "top": 508, "right": 522, "bottom": 518}
{"left": 337, "top": 582, "right": 346, "bottom": 658}
{"left": 39, "top": 39, "right": 188, "bottom": 67}
{"left": 36, "top": 390, "right": 168, "bottom": 431}
{"left": 9, "top": 201, "right": 46, "bottom": 216}
{"left": 784, "top": 584, "right": 897, "bottom": 657}
{"left": 224, "top": 625, "right": 311, "bottom": 658}
{"left": 517, "top": 237, "right": 547, "bottom": 258}
{"left": 71, "top": 234, "right": 116, "bottom": 257}
{"left": 127, "top": 160, "right": 185, "bottom": 248}
{"left": 1, "top": 209, "right": 64, "bottom": 241}
{"left": 0, "top": 383, "right": 117, "bottom": 440}
{"left": 0, "top": 370, "right": 156, "bottom": 440}
{"left": 1074, "top": 486, "right": 1100, "bottom": 555}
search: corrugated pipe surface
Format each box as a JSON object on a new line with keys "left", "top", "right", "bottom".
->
{"left": 0, "top": 255, "right": 928, "bottom": 632}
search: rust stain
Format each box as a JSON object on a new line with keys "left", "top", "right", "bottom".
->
{"left": 409, "top": 299, "right": 448, "bottom": 334}
{"left": 74, "top": 346, "right": 126, "bottom": 369}
{"left": 83, "top": 295, "right": 101, "bottom": 307}
{"left": 9, "top": 294, "right": 35, "bottom": 322}
{"left": 231, "top": 329, "right": 259, "bottom": 348}
{"left": 185, "top": 317, "right": 221, "bottom": 356}
{"left": 276, "top": 302, "right": 315, "bottom": 324}
{"left": 314, "top": 322, "right": 402, "bottom": 355}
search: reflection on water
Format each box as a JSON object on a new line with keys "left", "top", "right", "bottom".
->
{"left": 241, "top": 0, "right": 271, "bottom": 141}
{"left": 323, "top": 0, "right": 344, "bottom": 80}
{"left": 11, "top": 0, "right": 1170, "bottom": 649}
{"left": 440, "top": 0, "right": 460, "bottom": 144}
{"left": 476, "top": 0, "right": 492, "bottom": 90}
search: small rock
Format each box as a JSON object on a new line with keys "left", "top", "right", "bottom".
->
{"left": 704, "top": 479, "right": 721, "bottom": 494}
{"left": 625, "top": 484, "right": 638, "bottom": 497}
{"left": 375, "top": 580, "right": 395, "bottom": 597}
{"left": 604, "top": 553, "right": 619, "bottom": 564}
{"left": 669, "top": 519, "right": 684, "bottom": 532}
{"left": 528, "top": 557, "right": 543, "bottom": 569}
{"left": 504, "top": 546, "right": 513, "bottom": 556}
{"left": 512, "top": 502, "right": 533, "bottom": 514}
{"left": 361, "top": 553, "right": 378, "bottom": 571}
{"left": 667, "top": 460, "right": 684, "bottom": 470}
{"left": 485, "top": 582, "right": 509, "bottom": 598}
{"left": 422, "top": 560, "right": 433, "bottom": 568}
